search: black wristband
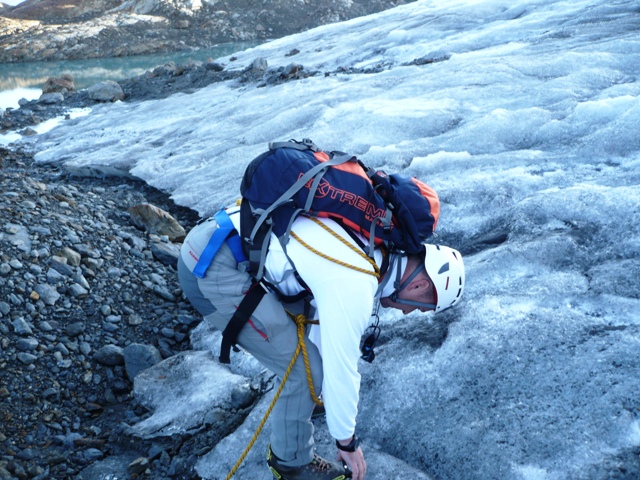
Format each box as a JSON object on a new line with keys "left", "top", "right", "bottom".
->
{"left": 336, "top": 435, "right": 360, "bottom": 452}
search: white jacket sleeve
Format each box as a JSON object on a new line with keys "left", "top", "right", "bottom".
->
{"left": 285, "top": 218, "right": 378, "bottom": 440}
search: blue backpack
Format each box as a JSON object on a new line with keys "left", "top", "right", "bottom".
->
{"left": 239, "top": 138, "right": 440, "bottom": 279}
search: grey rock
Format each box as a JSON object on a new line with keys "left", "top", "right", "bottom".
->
{"left": 29, "top": 264, "right": 43, "bottom": 274}
{"left": 8, "top": 293, "right": 23, "bottom": 305}
{"left": 128, "top": 457, "right": 150, "bottom": 475}
{"left": 46, "top": 267, "right": 66, "bottom": 283}
{"left": 5, "top": 227, "right": 30, "bottom": 253}
{"left": 30, "top": 226, "right": 52, "bottom": 236}
{"left": 88, "top": 80, "right": 125, "bottom": 102}
{"left": 83, "top": 448, "right": 104, "bottom": 461}
{"left": 59, "top": 247, "right": 82, "bottom": 266}
{"left": 123, "top": 343, "right": 163, "bottom": 380}
{"left": 16, "top": 448, "right": 35, "bottom": 460}
{"left": 20, "top": 127, "right": 38, "bottom": 136}
{"left": 49, "top": 257, "right": 75, "bottom": 276}
{"left": 73, "top": 273, "right": 91, "bottom": 289}
{"left": 34, "top": 283, "right": 61, "bottom": 305}
{"left": 79, "top": 341, "right": 92, "bottom": 355}
{"left": 17, "top": 352, "right": 38, "bottom": 365}
{"left": 9, "top": 258, "right": 23, "bottom": 269}
{"left": 128, "top": 314, "right": 144, "bottom": 326}
{"left": 94, "top": 344, "right": 125, "bottom": 366}
{"left": 150, "top": 241, "right": 180, "bottom": 267}
{"left": 0, "top": 301, "right": 10, "bottom": 315}
{"left": 42, "top": 387, "right": 59, "bottom": 399}
{"left": 251, "top": 57, "right": 268, "bottom": 73}
{"left": 83, "top": 257, "right": 103, "bottom": 270}
{"left": 32, "top": 466, "right": 50, "bottom": 480}
{"left": 39, "top": 321, "right": 53, "bottom": 331}
{"left": 160, "top": 327, "right": 174, "bottom": 338}
{"left": 12, "top": 317, "right": 33, "bottom": 335}
{"left": 149, "top": 273, "right": 166, "bottom": 286}
{"left": 205, "top": 61, "right": 224, "bottom": 71}
{"left": 177, "top": 314, "right": 199, "bottom": 327}
{"left": 102, "top": 321, "right": 119, "bottom": 333}
{"left": 152, "top": 285, "right": 175, "bottom": 301}
{"left": 107, "top": 267, "right": 123, "bottom": 277}
{"left": 16, "top": 337, "right": 39, "bottom": 351}
{"left": 120, "top": 231, "right": 147, "bottom": 250}
{"left": 65, "top": 322, "right": 85, "bottom": 337}
{"left": 42, "top": 74, "right": 75, "bottom": 93}
{"left": 38, "top": 92, "right": 65, "bottom": 104}
{"left": 68, "top": 283, "right": 89, "bottom": 298}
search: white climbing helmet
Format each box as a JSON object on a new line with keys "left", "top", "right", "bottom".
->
{"left": 423, "top": 244, "right": 465, "bottom": 313}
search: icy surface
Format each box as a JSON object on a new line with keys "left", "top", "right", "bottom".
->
{"left": 32, "top": 0, "right": 640, "bottom": 479}
{"left": 127, "top": 350, "right": 254, "bottom": 439}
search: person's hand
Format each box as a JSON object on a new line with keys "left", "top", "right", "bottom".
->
{"left": 337, "top": 446, "right": 366, "bottom": 480}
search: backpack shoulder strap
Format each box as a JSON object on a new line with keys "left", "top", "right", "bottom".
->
{"left": 192, "top": 209, "right": 247, "bottom": 278}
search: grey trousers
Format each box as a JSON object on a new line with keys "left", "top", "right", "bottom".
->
{"left": 178, "top": 238, "right": 323, "bottom": 467}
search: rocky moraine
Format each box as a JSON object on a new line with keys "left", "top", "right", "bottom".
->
{"left": 0, "top": 143, "right": 215, "bottom": 479}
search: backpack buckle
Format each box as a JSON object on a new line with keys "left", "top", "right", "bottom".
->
{"left": 300, "top": 138, "right": 319, "bottom": 151}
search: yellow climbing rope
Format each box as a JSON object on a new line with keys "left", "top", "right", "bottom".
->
{"left": 225, "top": 313, "right": 321, "bottom": 480}
{"left": 290, "top": 217, "right": 380, "bottom": 279}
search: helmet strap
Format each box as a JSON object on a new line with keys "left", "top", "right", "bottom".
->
{"left": 386, "top": 255, "right": 437, "bottom": 310}
{"left": 391, "top": 258, "right": 424, "bottom": 300}
{"left": 391, "top": 297, "right": 437, "bottom": 310}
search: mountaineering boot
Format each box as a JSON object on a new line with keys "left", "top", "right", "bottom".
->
{"left": 267, "top": 444, "right": 350, "bottom": 480}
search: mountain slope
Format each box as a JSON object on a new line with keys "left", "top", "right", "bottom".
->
{"left": 0, "top": 0, "right": 413, "bottom": 62}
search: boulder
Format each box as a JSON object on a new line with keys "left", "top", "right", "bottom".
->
{"left": 250, "top": 57, "right": 268, "bottom": 74}
{"left": 150, "top": 241, "right": 181, "bottom": 268}
{"left": 42, "top": 74, "right": 75, "bottom": 94}
{"left": 94, "top": 344, "right": 125, "bottom": 366}
{"left": 19, "top": 128, "right": 38, "bottom": 137}
{"left": 127, "top": 350, "right": 257, "bottom": 439}
{"left": 123, "top": 343, "right": 163, "bottom": 380}
{"left": 127, "top": 203, "right": 186, "bottom": 241}
{"left": 87, "top": 80, "right": 125, "bottom": 102}
{"left": 38, "top": 92, "right": 65, "bottom": 105}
